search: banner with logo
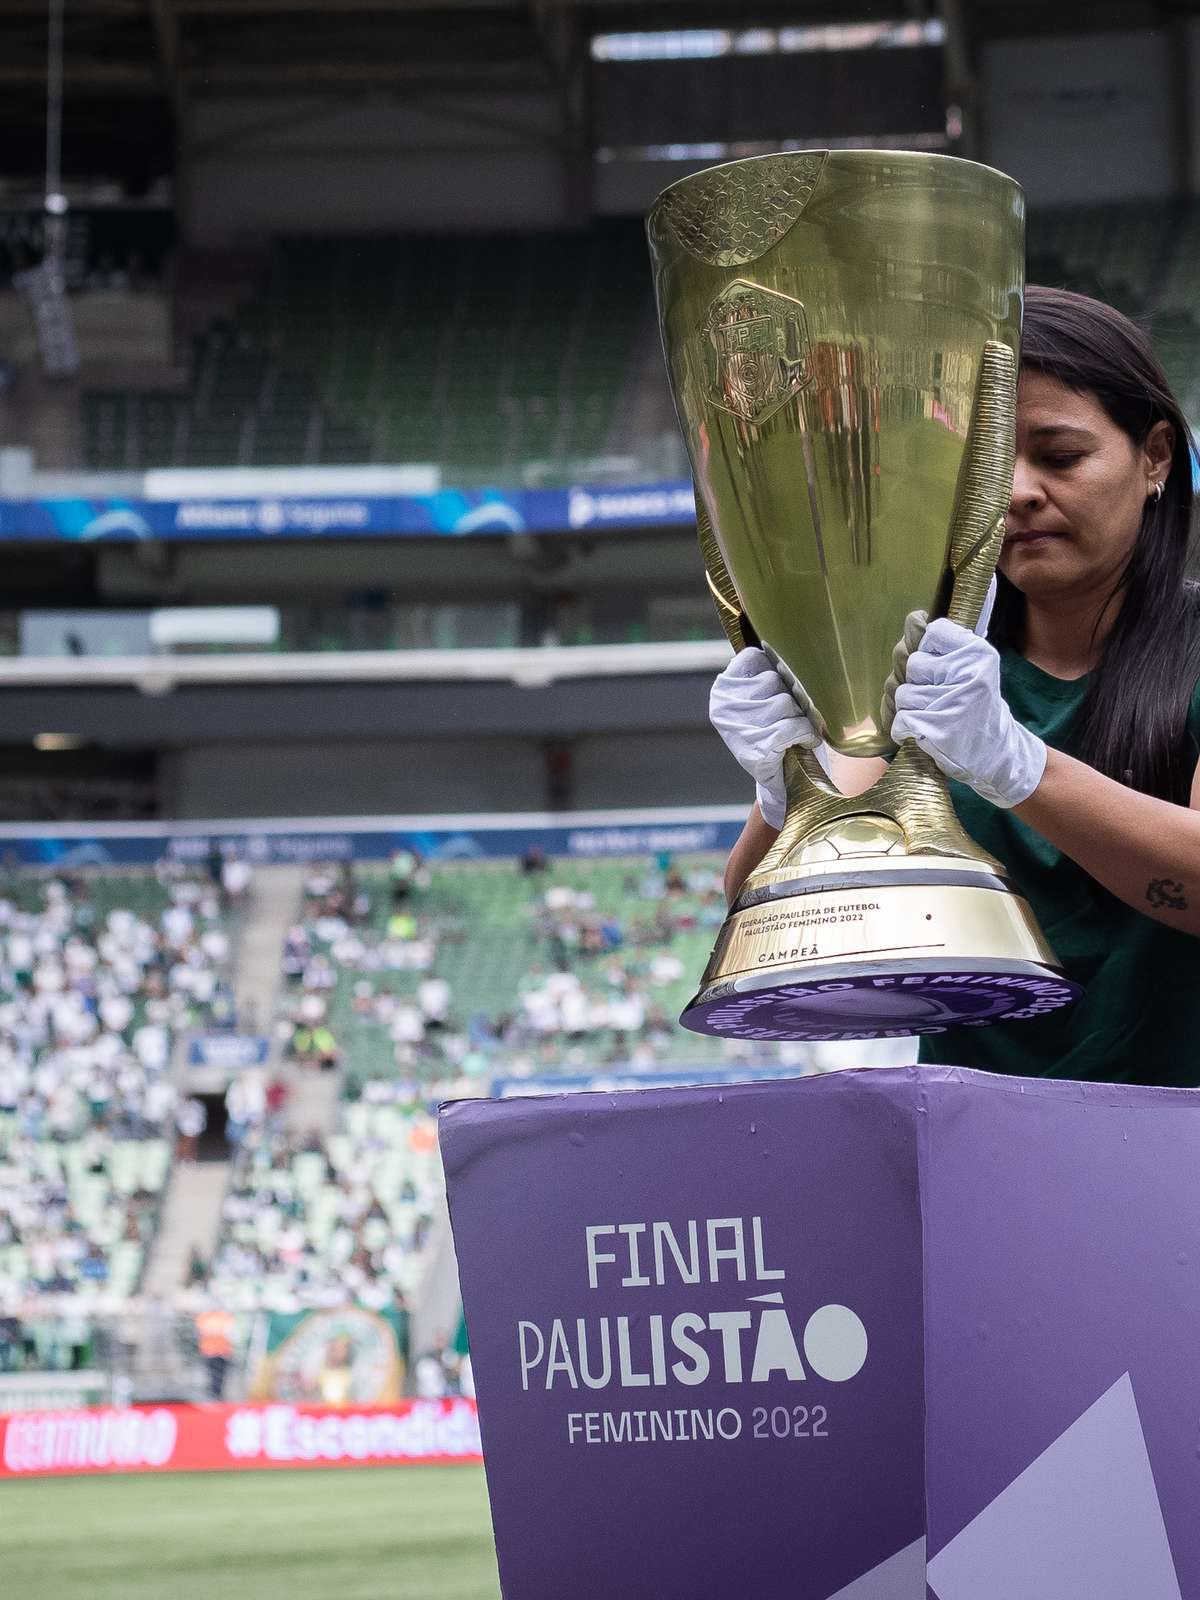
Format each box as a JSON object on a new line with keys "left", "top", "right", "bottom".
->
{"left": 441, "top": 1068, "right": 925, "bottom": 1599}
{"left": 0, "top": 481, "right": 697, "bottom": 543}
{"left": 443, "top": 1064, "right": 1200, "bottom": 1599}
{"left": 0, "top": 1398, "right": 481, "bottom": 1478}
{"left": 250, "top": 1305, "right": 410, "bottom": 1404}
{"left": 187, "top": 1033, "right": 270, "bottom": 1070}
{"left": 0, "top": 809, "right": 742, "bottom": 868}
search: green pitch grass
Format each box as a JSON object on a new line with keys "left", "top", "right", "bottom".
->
{"left": 0, "top": 1465, "right": 501, "bottom": 1600}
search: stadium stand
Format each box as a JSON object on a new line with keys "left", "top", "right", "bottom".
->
{"left": 0, "top": 866, "right": 237, "bottom": 1329}
{"left": 204, "top": 842, "right": 814, "bottom": 1319}
{"left": 72, "top": 203, "right": 1200, "bottom": 484}
{"left": 274, "top": 852, "right": 814, "bottom": 1096}
{"left": 1025, "top": 200, "right": 1169, "bottom": 318}
{"left": 6, "top": 10, "right": 1200, "bottom": 1593}
{"left": 1026, "top": 200, "right": 1200, "bottom": 422}
{"left": 81, "top": 221, "right": 650, "bottom": 478}
{"left": 207, "top": 1104, "right": 440, "bottom": 1314}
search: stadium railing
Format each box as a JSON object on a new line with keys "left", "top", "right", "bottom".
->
{"left": 0, "top": 638, "right": 730, "bottom": 689}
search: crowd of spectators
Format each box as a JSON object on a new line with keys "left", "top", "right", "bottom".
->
{"left": 224, "top": 1065, "right": 288, "bottom": 1149}
{"left": 269, "top": 848, "right": 805, "bottom": 1091}
{"left": 276, "top": 855, "right": 445, "bottom": 1078}
{"left": 0, "top": 863, "right": 238, "bottom": 1139}
{"left": 204, "top": 1107, "right": 439, "bottom": 1315}
{"left": 500, "top": 854, "right": 733, "bottom": 1071}
{"left": 413, "top": 1341, "right": 473, "bottom": 1400}
{"left": 0, "top": 839, "right": 915, "bottom": 1404}
{"left": 0, "top": 863, "right": 242, "bottom": 1316}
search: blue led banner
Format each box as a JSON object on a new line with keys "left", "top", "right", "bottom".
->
{"left": 0, "top": 482, "right": 698, "bottom": 542}
{"left": 0, "top": 811, "right": 743, "bottom": 867}
{"left": 187, "top": 1034, "right": 271, "bottom": 1070}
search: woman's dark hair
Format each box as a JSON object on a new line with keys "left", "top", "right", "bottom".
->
{"left": 988, "top": 283, "right": 1200, "bottom": 804}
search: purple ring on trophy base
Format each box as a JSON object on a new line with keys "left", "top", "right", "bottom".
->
{"left": 682, "top": 958, "right": 1081, "bottom": 1040}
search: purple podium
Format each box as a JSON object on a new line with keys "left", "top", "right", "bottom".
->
{"left": 440, "top": 1066, "right": 1198, "bottom": 1600}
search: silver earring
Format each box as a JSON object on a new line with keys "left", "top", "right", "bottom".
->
{"left": 1152, "top": 480, "right": 1164, "bottom": 502}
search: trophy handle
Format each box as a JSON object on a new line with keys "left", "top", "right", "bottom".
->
{"left": 842, "top": 338, "right": 1016, "bottom": 870}
{"left": 695, "top": 496, "right": 752, "bottom": 655}
{"left": 944, "top": 339, "right": 1016, "bottom": 630}
{"left": 878, "top": 336, "right": 1017, "bottom": 732}
{"left": 696, "top": 496, "right": 840, "bottom": 802}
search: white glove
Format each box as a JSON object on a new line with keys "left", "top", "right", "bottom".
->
{"left": 881, "top": 575, "right": 997, "bottom": 735}
{"left": 710, "top": 579, "right": 1000, "bottom": 825}
{"left": 709, "top": 648, "right": 822, "bottom": 829}
{"left": 890, "top": 618, "right": 1046, "bottom": 808}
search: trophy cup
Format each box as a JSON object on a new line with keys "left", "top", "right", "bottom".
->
{"left": 647, "top": 150, "right": 1080, "bottom": 1041}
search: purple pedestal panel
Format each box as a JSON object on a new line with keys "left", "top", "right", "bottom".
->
{"left": 441, "top": 1074, "right": 925, "bottom": 1599}
{"left": 921, "top": 1070, "right": 1197, "bottom": 1599}
{"left": 441, "top": 1066, "right": 1200, "bottom": 1599}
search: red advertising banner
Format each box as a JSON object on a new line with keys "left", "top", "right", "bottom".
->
{"left": 0, "top": 1397, "right": 482, "bottom": 1478}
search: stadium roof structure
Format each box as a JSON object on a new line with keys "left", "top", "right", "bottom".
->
{"left": 0, "top": 0, "right": 1194, "bottom": 200}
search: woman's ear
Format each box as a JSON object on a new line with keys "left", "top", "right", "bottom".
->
{"left": 1144, "top": 419, "right": 1175, "bottom": 485}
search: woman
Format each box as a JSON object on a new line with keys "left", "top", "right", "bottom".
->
{"left": 712, "top": 285, "right": 1200, "bottom": 1086}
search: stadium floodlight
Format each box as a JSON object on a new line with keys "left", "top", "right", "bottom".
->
{"left": 597, "top": 132, "right": 952, "bottom": 165}
{"left": 149, "top": 607, "right": 281, "bottom": 651}
{"left": 18, "top": 0, "right": 79, "bottom": 379}
{"left": 591, "top": 19, "right": 945, "bottom": 62}
{"left": 591, "top": 29, "right": 730, "bottom": 62}
{"left": 14, "top": 258, "right": 79, "bottom": 379}
{"left": 777, "top": 20, "right": 946, "bottom": 52}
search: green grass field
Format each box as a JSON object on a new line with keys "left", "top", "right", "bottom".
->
{"left": 0, "top": 1465, "right": 501, "bottom": 1600}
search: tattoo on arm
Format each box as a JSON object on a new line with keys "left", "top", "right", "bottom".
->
{"left": 1146, "top": 877, "right": 1189, "bottom": 912}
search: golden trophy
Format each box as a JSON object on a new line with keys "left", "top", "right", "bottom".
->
{"left": 647, "top": 149, "right": 1079, "bottom": 1041}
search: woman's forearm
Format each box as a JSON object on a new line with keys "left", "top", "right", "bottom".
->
{"left": 1014, "top": 748, "right": 1200, "bottom": 937}
{"left": 724, "top": 805, "right": 779, "bottom": 903}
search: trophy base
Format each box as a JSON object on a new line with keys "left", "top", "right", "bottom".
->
{"left": 680, "top": 863, "right": 1081, "bottom": 1041}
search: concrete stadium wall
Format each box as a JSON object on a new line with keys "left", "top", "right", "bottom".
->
{"left": 163, "top": 729, "right": 744, "bottom": 818}
{"left": 167, "top": 737, "right": 547, "bottom": 817}
{"left": 981, "top": 30, "right": 1176, "bottom": 203}
{"left": 571, "top": 731, "right": 746, "bottom": 810}
{"left": 179, "top": 31, "right": 1200, "bottom": 238}
{"left": 2, "top": 671, "right": 716, "bottom": 748}
{"left": 186, "top": 94, "right": 577, "bottom": 242}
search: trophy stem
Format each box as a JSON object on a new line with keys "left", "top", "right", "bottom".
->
{"left": 759, "top": 741, "right": 1002, "bottom": 880}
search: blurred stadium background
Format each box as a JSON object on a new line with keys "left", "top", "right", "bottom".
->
{"left": 1, "top": 0, "right": 1198, "bottom": 1594}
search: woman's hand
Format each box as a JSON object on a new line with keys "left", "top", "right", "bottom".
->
{"left": 891, "top": 619, "right": 1047, "bottom": 808}
{"left": 709, "top": 648, "right": 822, "bottom": 827}
{"left": 881, "top": 575, "right": 998, "bottom": 735}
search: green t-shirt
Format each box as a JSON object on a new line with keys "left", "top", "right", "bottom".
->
{"left": 918, "top": 649, "right": 1200, "bottom": 1086}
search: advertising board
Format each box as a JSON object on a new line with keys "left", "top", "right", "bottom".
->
{"left": 0, "top": 1398, "right": 481, "bottom": 1479}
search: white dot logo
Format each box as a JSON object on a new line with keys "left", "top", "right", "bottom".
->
{"left": 803, "top": 1304, "right": 868, "bottom": 1382}
{"left": 568, "top": 489, "right": 596, "bottom": 528}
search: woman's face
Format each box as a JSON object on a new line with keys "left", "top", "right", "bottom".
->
{"left": 1001, "top": 369, "right": 1174, "bottom": 601}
